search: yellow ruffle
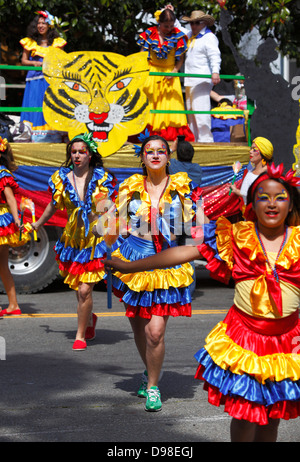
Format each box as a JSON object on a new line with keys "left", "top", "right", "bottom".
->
{"left": 0, "top": 228, "right": 31, "bottom": 247}
{"left": 204, "top": 321, "right": 300, "bottom": 384}
{"left": 215, "top": 216, "right": 234, "bottom": 270}
{"left": 60, "top": 269, "right": 106, "bottom": 291}
{"left": 20, "top": 37, "right": 67, "bottom": 57}
{"left": 112, "top": 246, "right": 193, "bottom": 291}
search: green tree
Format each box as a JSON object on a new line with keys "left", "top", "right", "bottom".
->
{"left": 0, "top": 0, "right": 299, "bottom": 60}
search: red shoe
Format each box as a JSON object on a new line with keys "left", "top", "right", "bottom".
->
{"left": 0, "top": 308, "right": 22, "bottom": 317}
{"left": 72, "top": 339, "right": 87, "bottom": 351}
{"left": 85, "top": 313, "right": 98, "bottom": 340}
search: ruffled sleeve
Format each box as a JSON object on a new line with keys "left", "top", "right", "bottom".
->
{"left": 52, "top": 37, "right": 67, "bottom": 48}
{"left": 0, "top": 168, "right": 18, "bottom": 194}
{"left": 197, "top": 216, "right": 233, "bottom": 284}
{"left": 48, "top": 169, "right": 65, "bottom": 211}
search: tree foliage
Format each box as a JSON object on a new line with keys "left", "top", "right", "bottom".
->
{"left": 0, "top": 0, "right": 299, "bottom": 66}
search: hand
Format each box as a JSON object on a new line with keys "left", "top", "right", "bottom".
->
{"left": 229, "top": 183, "right": 239, "bottom": 195}
{"left": 211, "top": 73, "right": 221, "bottom": 85}
{"left": 104, "top": 257, "right": 132, "bottom": 274}
{"left": 30, "top": 222, "right": 39, "bottom": 232}
{"left": 165, "top": 4, "right": 174, "bottom": 11}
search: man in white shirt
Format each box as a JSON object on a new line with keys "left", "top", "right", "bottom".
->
{"left": 181, "top": 11, "right": 221, "bottom": 142}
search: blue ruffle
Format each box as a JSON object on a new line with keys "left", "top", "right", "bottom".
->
{"left": 202, "top": 221, "right": 223, "bottom": 261}
{"left": 112, "top": 275, "right": 191, "bottom": 307}
{"left": 0, "top": 211, "right": 14, "bottom": 228}
{"left": 55, "top": 235, "right": 123, "bottom": 263}
{"left": 112, "top": 234, "right": 192, "bottom": 307}
{"left": 195, "top": 348, "right": 300, "bottom": 406}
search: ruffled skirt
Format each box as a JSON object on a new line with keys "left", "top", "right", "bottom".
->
{"left": 54, "top": 221, "right": 123, "bottom": 291}
{"left": 194, "top": 305, "right": 300, "bottom": 425}
{"left": 143, "top": 63, "right": 194, "bottom": 142}
{"left": 112, "top": 234, "right": 193, "bottom": 318}
{"left": 0, "top": 204, "right": 30, "bottom": 247}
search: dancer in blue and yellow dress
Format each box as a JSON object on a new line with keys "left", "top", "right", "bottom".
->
{"left": 106, "top": 163, "right": 300, "bottom": 441}
{"left": 0, "top": 138, "right": 30, "bottom": 317}
{"left": 31, "top": 133, "right": 120, "bottom": 351}
{"left": 20, "top": 10, "right": 66, "bottom": 141}
{"left": 138, "top": 8, "right": 194, "bottom": 142}
{"left": 110, "top": 134, "right": 202, "bottom": 411}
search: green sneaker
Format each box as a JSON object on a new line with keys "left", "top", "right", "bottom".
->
{"left": 137, "top": 370, "right": 148, "bottom": 398}
{"left": 145, "top": 386, "right": 162, "bottom": 412}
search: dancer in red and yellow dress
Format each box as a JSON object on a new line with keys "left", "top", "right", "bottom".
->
{"left": 0, "top": 138, "right": 30, "bottom": 316}
{"left": 106, "top": 163, "right": 300, "bottom": 441}
{"left": 138, "top": 8, "right": 194, "bottom": 141}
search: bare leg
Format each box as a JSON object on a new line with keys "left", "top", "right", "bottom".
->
{"left": 0, "top": 245, "right": 19, "bottom": 312}
{"left": 129, "top": 314, "right": 169, "bottom": 389}
{"left": 254, "top": 418, "right": 280, "bottom": 442}
{"left": 75, "top": 282, "right": 95, "bottom": 341}
{"left": 231, "top": 417, "right": 280, "bottom": 442}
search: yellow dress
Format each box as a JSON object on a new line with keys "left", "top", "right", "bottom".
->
{"left": 20, "top": 36, "right": 67, "bottom": 133}
{"left": 49, "top": 166, "right": 121, "bottom": 290}
{"left": 137, "top": 26, "right": 194, "bottom": 141}
{"left": 111, "top": 172, "right": 203, "bottom": 318}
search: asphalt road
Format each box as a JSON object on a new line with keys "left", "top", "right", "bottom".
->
{"left": 0, "top": 267, "right": 299, "bottom": 448}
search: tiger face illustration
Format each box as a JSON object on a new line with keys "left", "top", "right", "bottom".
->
{"left": 42, "top": 50, "right": 149, "bottom": 157}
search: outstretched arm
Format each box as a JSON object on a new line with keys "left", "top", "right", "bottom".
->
{"left": 32, "top": 201, "right": 56, "bottom": 231}
{"left": 105, "top": 245, "right": 202, "bottom": 274}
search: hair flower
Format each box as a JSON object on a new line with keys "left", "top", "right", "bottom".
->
{"left": 0, "top": 137, "right": 8, "bottom": 152}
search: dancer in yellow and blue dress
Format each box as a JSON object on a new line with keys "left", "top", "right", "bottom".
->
{"left": 20, "top": 10, "right": 66, "bottom": 142}
{"left": 110, "top": 133, "right": 203, "bottom": 412}
{"left": 31, "top": 133, "right": 120, "bottom": 351}
{"left": 0, "top": 138, "right": 30, "bottom": 317}
{"left": 138, "top": 8, "right": 194, "bottom": 141}
{"left": 106, "top": 163, "right": 300, "bottom": 441}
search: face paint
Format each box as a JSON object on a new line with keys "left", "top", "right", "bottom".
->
{"left": 144, "top": 144, "right": 168, "bottom": 157}
{"left": 256, "top": 187, "right": 289, "bottom": 204}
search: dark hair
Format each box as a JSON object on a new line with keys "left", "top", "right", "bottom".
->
{"left": 27, "top": 15, "right": 59, "bottom": 46}
{"left": 140, "top": 135, "right": 170, "bottom": 176}
{"left": 218, "top": 98, "right": 233, "bottom": 107}
{"left": 246, "top": 173, "right": 300, "bottom": 226}
{"left": 0, "top": 142, "right": 17, "bottom": 172}
{"left": 159, "top": 9, "right": 176, "bottom": 23}
{"left": 64, "top": 138, "right": 104, "bottom": 169}
{"left": 177, "top": 141, "right": 194, "bottom": 162}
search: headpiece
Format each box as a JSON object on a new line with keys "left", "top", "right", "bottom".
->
{"left": 0, "top": 137, "right": 8, "bottom": 152}
{"left": 181, "top": 10, "right": 215, "bottom": 26}
{"left": 253, "top": 137, "right": 273, "bottom": 160}
{"left": 36, "top": 10, "right": 55, "bottom": 27}
{"left": 154, "top": 10, "right": 164, "bottom": 22}
{"left": 133, "top": 128, "right": 151, "bottom": 157}
{"left": 70, "top": 132, "right": 98, "bottom": 154}
{"left": 243, "top": 163, "right": 300, "bottom": 221}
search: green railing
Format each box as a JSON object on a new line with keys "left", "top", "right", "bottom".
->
{"left": 0, "top": 64, "right": 252, "bottom": 144}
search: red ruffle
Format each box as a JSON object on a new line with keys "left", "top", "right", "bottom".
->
{"left": 147, "top": 124, "right": 195, "bottom": 142}
{"left": 224, "top": 306, "right": 300, "bottom": 355}
{"left": 56, "top": 256, "right": 105, "bottom": 275}
{"left": 198, "top": 242, "right": 231, "bottom": 284}
{"left": 113, "top": 287, "right": 191, "bottom": 318}
{"left": 195, "top": 365, "right": 300, "bottom": 425}
{"left": 0, "top": 221, "right": 18, "bottom": 236}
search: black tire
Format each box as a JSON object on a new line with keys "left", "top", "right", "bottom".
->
{"left": 0, "top": 226, "right": 62, "bottom": 294}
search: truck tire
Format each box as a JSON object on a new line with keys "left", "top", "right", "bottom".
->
{"left": 0, "top": 226, "right": 62, "bottom": 294}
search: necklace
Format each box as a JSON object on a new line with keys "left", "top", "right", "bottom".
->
{"left": 255, "top": 224, "right": 288, "bottom": 282}
{"left": 72, "top": 170, "right": 86, "bottom": 207}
